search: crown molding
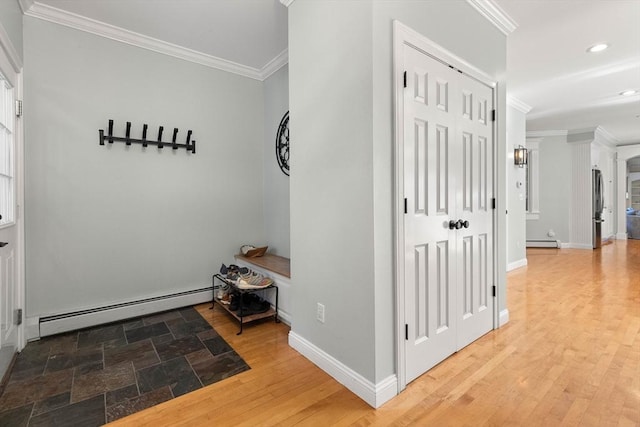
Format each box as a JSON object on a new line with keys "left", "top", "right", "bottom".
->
{"left": 526, "top": 130, "right": 568, "bottom": 138}
{"left": 260, "top": 49, "right": 288, "bottom": 80}
{"left": 594, "top": 126, "right": 620, "bottom": 147}
{"left": 22, "top": 1, "right": 285, "bottom": 81}
{"left": 279, "top": 0, "right": 296, "bottom": 7}
{"left": 465, "top": 0, "right": 517, "bottom": 35}
{"left": 507, "top": 96, "right": 532, "bottom": 114}
{"left": 18, "top": 0, "right": 34, "bottom": 14}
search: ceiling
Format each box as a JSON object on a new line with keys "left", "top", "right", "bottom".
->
{"left": 495, "top": 0, "right": 640, "bottom": 145}
{"left": 25, "top": 0, "right": 640, "bottom": 145}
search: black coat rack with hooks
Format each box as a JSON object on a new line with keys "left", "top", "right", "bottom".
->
{"left": 99, "top": 119, "right": 196, "bottom": 154}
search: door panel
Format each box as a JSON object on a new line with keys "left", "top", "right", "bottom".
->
{"left": 403, "top": 43, "right": 494, "bottom": 384}
{"left": 455, "top": 76, "right": 494, "bottom": 350}
{"left": 404, "top": 45, "right": 458, "bottom": 383}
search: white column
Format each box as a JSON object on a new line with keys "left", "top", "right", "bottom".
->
{"left": 616, "top": 158, "right": 628, "bottom": 239}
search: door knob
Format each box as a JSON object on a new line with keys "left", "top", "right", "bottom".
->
{"left": 448, "top": 220, "right": 457, "bottom": 230}
{"left": 460, "top": 220, "right": 470, "bottom": 229}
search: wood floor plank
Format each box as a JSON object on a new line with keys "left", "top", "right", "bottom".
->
{"left": 107, "top": 240, "right": 640, "bottom": 426}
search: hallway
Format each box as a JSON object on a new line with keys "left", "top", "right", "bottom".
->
{"left": 111, "top": 240, "right": 639, "bottom": 425}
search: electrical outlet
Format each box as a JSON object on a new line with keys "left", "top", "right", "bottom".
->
{"left": 316, "top": 303, "right": 325, "bottom": 323}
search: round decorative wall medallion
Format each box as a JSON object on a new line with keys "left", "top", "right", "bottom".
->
{"left": 275, "top": 111, "right": 289, "bottom": 176}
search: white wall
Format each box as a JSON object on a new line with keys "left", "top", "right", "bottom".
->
{"left": 289, "top": 0, "right": 506, "bottom": 389}
{"left": 24, "top": 17, "right": 266, "bottom": 318}
{"left": 0, "top": 0, "right": 23, "bottom": 62}
{"left": 263, "top": 64, "right": 290, "bottom": 257}
{"left": 526, "top": 134, "right": 571, "bottom": 243}
{"left": 506, "top": 105, "right": 527, "bottom": 268}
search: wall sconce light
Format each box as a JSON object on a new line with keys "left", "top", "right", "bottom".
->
{"left": 514, "top": 146, "right": 528, "bottom": 168}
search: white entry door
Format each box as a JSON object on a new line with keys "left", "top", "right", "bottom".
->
{"left": 0, "top": 48, "right": 23, "bottom": 380}
{"left": 402, "top": 42, "right": 495, "bottom": 384}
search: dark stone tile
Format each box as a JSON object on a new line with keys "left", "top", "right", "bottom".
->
{"left": 0, "top": 403, "right": 33, "bottom": 427}
{"left": 185, "top": 349, "right": 214, "bottom": 365}
{"left": 196, "top": 328, "right": 220, "bottom": 341}
{"left": 154, "top": 335, "right": 205, "bottom": 361}
{"left": 136, "top": 356, "right": 201, "bottom": 397}
{"left": 125, "top": 322, "right": 170, "bottom": 344}
{"left": 165, "top": 317, "right": 211, "bottom": 339}
{"left": 202, "top": 336, "right": 233, "bottom": 356}
{"left": 104, "top": 339, "right": 159, "bottom": 370}
{"left": 192, "top": 351, "right": 250, "bottom": 386}
{"left": 32, "top": 392, "right": 70, "bottom": 416}
{"left": 151, "top": 334, "right": 175, "bottom": 346}
{"left": 45, "top": 346, "right": 103, "bottom": 374}
{"left": 9, "top": 345, "right": 49, "bottom": 381}
{"left": 42, "top": 332, "right": 79, "bottom": 354}
{"left": 106, "top": 386, "right": 172, "bottom": 423}
{"left": 29, "top": 394, "right": 105, "bottom": 427}
{"left": 102, "top": 336, "right": 129, "bottom": 350}
{"left": 71, "top": 362, "right": 135, "bottom": 403}
{"left": 142, "top": 310, "right": 181, "bottom": 325}
{"left": 106, "top": 384, "right": 139, "bottom": 406}
{"left": 179, "top": 307, "right": 204, "bottom": 322}
{"left": 75, "top": 360, "right": 104, "bottom": 376}
{"left": 77, "top": 324, "right": 125, "bottom": 348}
{"left": 123, "top": 319, "right": 144, "bottom": 331}
{"left": 0, "top": 369, "right": 73, "bottom": 411}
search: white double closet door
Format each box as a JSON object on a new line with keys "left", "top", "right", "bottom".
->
{"left": 402, "top": 44, "right": 495, "bottom": 384}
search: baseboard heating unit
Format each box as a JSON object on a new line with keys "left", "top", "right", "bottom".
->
{"left": 526, "top": 240, "right": 560, "bottom": 248}
{"left": 39, "top": 287, "right": 212, "bottom": 337}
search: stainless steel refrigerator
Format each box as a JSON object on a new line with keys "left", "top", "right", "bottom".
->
{"left": 593, "top": 168, "right": 604, "bottom": 249}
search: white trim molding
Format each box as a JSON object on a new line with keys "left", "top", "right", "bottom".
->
{"left": 465, "top": 0, "right": 518, "bottom": 35}
{"left": 499, "top": 309, "right": 510, "bottom": 327}
{"left": 507, "top": 96, "right": 532, "bottom": 114}
{"left": 279, "top": 0, "right": 296, "bottom": 7}
{"left": 526, "top": 130, "right": 568, "bottom": 138}
{"left": 288, "top": 331, "right": 398, "bottom": 408}
{"left": 21, "top": 1, "right": 285, "bottom": 81}
{"left": 507, "top": 258, "right": 527, "bottom": 272}
{"left": 260, "top": 49, "right": 289, "bottom": 80}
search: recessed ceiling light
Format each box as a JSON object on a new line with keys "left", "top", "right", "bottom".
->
{"left": 587, "top": 43, "right": 609, "bottom": 53}
{"left": 620, "top": 90, "right": 638, "bottom": 96}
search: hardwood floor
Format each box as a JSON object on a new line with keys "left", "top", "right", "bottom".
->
{"left": 109, "top": 240, "right": 640, "bottom": 426}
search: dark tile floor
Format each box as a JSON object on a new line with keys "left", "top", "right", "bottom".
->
{"left": 0, "top": 307, "right": 249, "bottom": 426}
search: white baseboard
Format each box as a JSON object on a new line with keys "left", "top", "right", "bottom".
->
{"left": 38, "top": 287, "right": 212, "bottom": 338}
{"left": 506, "top": 258, "right": 527, "bottom": 272}
{"left": 561, "top": 243, "right": 593, "bottom": 250}
{"left": 288, "top": 331, "right": 397, "bottom": 408}
{"left": 616, "top": 233, "right": 628, "bottom": 240}
{"left": 499, "top": 309, "right": 510, "bottom": 327}
{"left": 25, "top": 316, "right": 40, "bottom": 341}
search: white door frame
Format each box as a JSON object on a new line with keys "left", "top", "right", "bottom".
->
{"left": 393, "top": 20, "right": 499, "bottom": 392}
{"left": 0, "top": 24, "right": 26, "bottom": 358}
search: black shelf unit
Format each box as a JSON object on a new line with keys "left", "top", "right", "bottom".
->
{"left": 211, "top": 274, "right": 279, "bottom": 335}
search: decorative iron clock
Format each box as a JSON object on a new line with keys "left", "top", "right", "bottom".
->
{"left": 276, "top": 111, "right": 289, "bottom": 176}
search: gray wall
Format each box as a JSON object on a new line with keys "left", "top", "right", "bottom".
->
{"left": 526, "top": 135, "right": 571, "bottom": 243}
{"left": 24, "top": 17, "right": 265, "bottom": 317}
{"left": 506, "top": 105, "right": 527, "bottom": 265}
{"left": 0, "top": 0, "right": 23, "bottom": 62}
{"left": 289, "top": 0, "right": 377, "bottom": 380}
{"left": 290, "top": 0, "right": 506, "bottom": 384}
{"left": 263, "top": 65, "right": 290, "bottom": 257}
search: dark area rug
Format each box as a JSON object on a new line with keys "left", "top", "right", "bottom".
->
{"left": 0, "top": 306, "right": 249, "bottom": 426}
